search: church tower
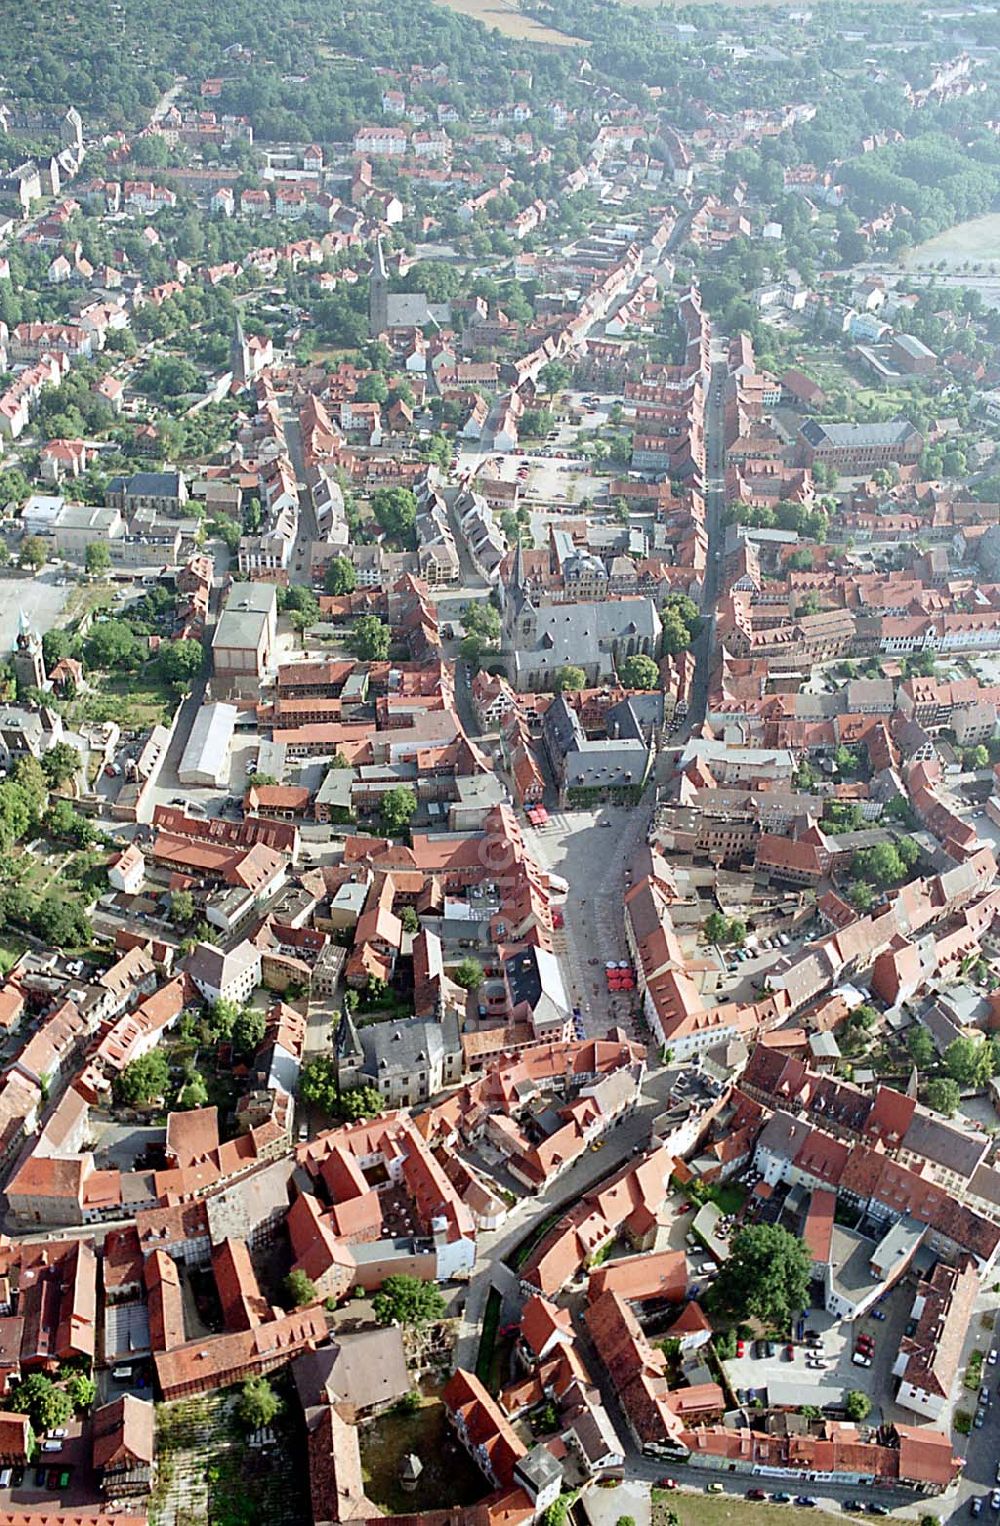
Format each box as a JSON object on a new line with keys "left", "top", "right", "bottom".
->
{"left": 369, "top": 237, "right": 389, "bottom": 339}
{"left": 504, "top": 535, "right": 536, "bottom": 645}
{"left": 13, "top": 609, "right": 45, "bottom": 693}
{"left": 231, "top": 309, "right": 252, "bottom": 387}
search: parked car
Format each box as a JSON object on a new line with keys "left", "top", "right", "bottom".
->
{"left": 795, "top": 1497, "right": 818, "bottom": 1508}
{"left": 972, "top": 1499, "right": 985, "bottom": 1517}
{"left": 981, "top": 1385, "right": 992, "bottom": 1405}
{"left": 867, "top": 1505, "right": 890, "bottom": 1516}
{"left": 655, "top": 1479, "right": 677, "bottom": 1491}
{"left": 706, "top": 1482, "right": 725, "bottom": 1494}
{"left": 990, "top": 1349, "right": 999, "bottom": 1366}
{"left": 990, "top": 1491, "right": 1000, "bottom": 1511}
{"left": 843, "top": 1502, "right": 864, "bottom": 1513}
{"left": 872, "top": 1309, "right": 887, "bottom": 1321}
{"left": 746, "top": 1489, "right": 767, "bottom": 1501}
{"left": 771, "top": 1493, "right": 792, "bottom": 1504}
{"left": 976, "top": 1407, "right": 987, "bottom": 1429}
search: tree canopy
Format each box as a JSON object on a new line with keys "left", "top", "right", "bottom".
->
{"left": 708, "top": 1224, "right": 812, "bottom": 1329}
{"left": 372, "top": 1274, "right": 446, "bottom": 1327}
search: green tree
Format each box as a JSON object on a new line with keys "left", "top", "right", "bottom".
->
{"left": 944, "top": 1036, "right": 993, "bottom": 1088}
{"left": 845, "top": 1390, "right": 871, "bottom": 1422}
{"left": 170, "top": 890, "right": 195, "bottom": 925}
{"left": 964, "top": 745, "right": 990, "bottom": 771}
{"left": 237, "top": 1376, "right": 283, "bottom": 1431}
{"left": 160, "top": 638, "right": 204, "bottom": 684}
{"left": 925, "top": 1077, "right": 961, "bottom": 1117}
{"left": 9, "top": 1373, "right": 70, "bottom": 1433}
{"left": 462, "top": 601, "right": 501, "bottom": 643}
{"left": 380, "top": 785, "right": 417, "bottom": 837}
{"left": 299, "top": 1055, "right": 338, "bottom": 1114}
{"left": 350, "top": 615, "right": 391, "bottom": 661}
{"left": 704, "top": 911, "right": 728, "bottom": 945}
{"left": 66, "top": 1372, "right": 97, "bottom": 1413}
{"left": 336, "top": 1084, "right": 383, "bottom": 1122}
{"left": 178, "top": 1072, "right": 209, "bottom": 1109}
{"left": 453, "top": 958, "right": 482, "bottom": 990}
{"left": 538, "top": 360, "right": 571, "bottom": 397}
{"left": 372, "top": 1274, "right": 446, "bottom": 1328}
{"left": 708, "top": 1224, "right": 812, "bottom": 1329}
{"left": 907, "top": 1026, "right": 936, "bottom": 1069}
{"left": 284, "top": 1269, "right": 318, "bottom": 1308}
{"left": 20, "top": 536, "right": 48, "bottom": 571}
{"left": 209, "top": 998, "right": 241, "bottom": 1041}
{"left": 324, "top": 556, "right": 357, "bottom": 595}
{"left": 848, "top": 882, "right": 874, "bottom": 913}
{"left": 618, "top": 654, "right": 660, "bottom": 689}
{"left": 554, "top": 665, "right": 586, "bottom": 692}
{"left": 115, "top": 1050, "right": 169, "bottom": 1105}
{"left": 232, "top": 1005, "right": 267, "bottom": 1056}
{"left": 85, "top": 619, "right": 140, "bottom": 671}
{"left": 85, "top": 541, "right": 111, "bottom": 576}
{"left": 371, "top": 487, "right": 417, "bottom": 539}
{"left": 852, "top": 842, "right": 907, "bottom": 887}
{"left": 42, "top": 629, "right": 72, "bottom": 670}
{"left": 40, "top": 741, "right": 80, "bottom": 789}
{"left": 400, "top": 906, "right": 420, "bottom": 934}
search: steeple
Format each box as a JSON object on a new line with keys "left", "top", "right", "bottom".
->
{"left": 369, "top": 236, "right": 389, "bottom": 338}
{"left": 505, "top": 534, "right": 534, "bottom": 641}
{"left": 231, "top": 308, "right": 251, "bottom": 386}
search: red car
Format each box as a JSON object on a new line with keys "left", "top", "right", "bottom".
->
{"left": 656, "top": 1478, "right": 677, "bottom": 1491}
{"left": 736, "top": 1340, "right": 745, "bottom": 1357}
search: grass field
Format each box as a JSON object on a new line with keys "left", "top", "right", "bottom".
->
{"left": 906, "top": 213, "right": 1000, "bottom": 271}
{"left": 0, "top": 935, "right": 26, "bottom": 976}
{"left": 658, "top": 1499, "right": 841, "bottom": 1526}
{"left": 432, "top": 0, "right": 587, "bottom": 44}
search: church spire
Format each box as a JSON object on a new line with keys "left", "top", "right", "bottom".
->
{"left": 231, "top": 308, "right": 251, "bottom": 385}
{"left": 369, "top": 236, "right": 389, "bottom": 338}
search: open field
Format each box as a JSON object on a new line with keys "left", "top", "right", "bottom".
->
{"left": 432, "top": 0, "right": 587, "bottom": 44}
{"left": 662, "top": 1500, "right": 851, "bottom": 1526}
{"left": 906, "top": 213, "right": 1000, "bottom": 271}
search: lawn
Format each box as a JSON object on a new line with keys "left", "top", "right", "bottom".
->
{"left": 0, "top": 934, "right": 25, "bottom": 975}
{"left": 476, "top": 1281, "right": 503, "bottom": 1391}
{"left": 655, "top": 1498, "right": 843, "bottom": 1526}
{"left": 692, "top": 1182, "right": 746, "bottom": 1216}
{"left": 69, "top": 668, "right": 177, "bottom": 730}
{"left": 359, "top": 1390, "right": 486, "bottom": 1516}
{"left": 507, "top": 1206, "right": 564, "bottom": 1270}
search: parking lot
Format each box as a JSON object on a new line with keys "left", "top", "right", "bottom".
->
{"left": 0, "top": 567, "right": 70, "bottom": 655}
{"left": 722, "top": 1278, "right": 915, "bottom": 1419}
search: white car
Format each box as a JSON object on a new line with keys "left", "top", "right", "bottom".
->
{"left": 990, "top": 1350, "right": 999, "bottom": 1366}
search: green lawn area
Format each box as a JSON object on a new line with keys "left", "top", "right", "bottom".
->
{"left": 475, "top": 1284, "right": 503, "bottom": 1391}
{"left": 692, "top": 1181, "right": 746, "bottom": 1215}
{"left": 507, "top": 1206, "right": 564, "bottom": 1270}
{"left": 0, "top": 934, "right": 26, "bottom": 975}
{"left": 656, "top": 1497, "right": 841, "bottom": 1526}
{"left": 359, "top": 1391, "right": 485, "bottom": 1517}
{"left": 70, "top": 667, "right": 177, "bottom": 730}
